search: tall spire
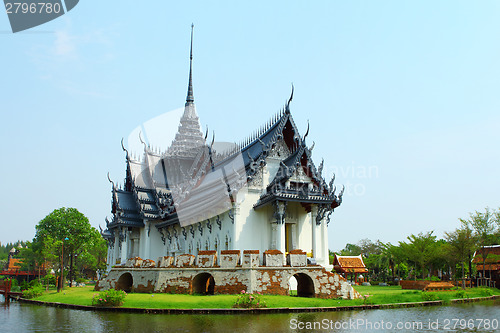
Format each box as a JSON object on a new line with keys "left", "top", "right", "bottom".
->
{"left": 167, "top": 23, "right": 204, "bottom": 157}
{"left": 185, "top": 23, "right": 194, "bottom": 106}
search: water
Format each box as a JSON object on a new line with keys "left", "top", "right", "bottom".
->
{"left": 1, "top": 295, "right": 499, "bottom": 332}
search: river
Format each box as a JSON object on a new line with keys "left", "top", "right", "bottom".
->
{"left": 0, "top": 295, "right": 499, "bottom": 332}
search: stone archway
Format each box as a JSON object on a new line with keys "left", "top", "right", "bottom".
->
{"left": 192, "top": 273, "right": 215, "bottom": 295}
{"left": 116, "top": 273, "right": 133, "bottom": 292}
{"left": 293, "top": 273, "right": 315, "bottom": 298}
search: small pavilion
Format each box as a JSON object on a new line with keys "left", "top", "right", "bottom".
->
{"left": 333, "top": 254, "right": 368, "bottom": 284}
{"left": 472, "top": 245, "right": 500, "bottom": 288}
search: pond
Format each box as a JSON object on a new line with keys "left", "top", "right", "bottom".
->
{"left": 1, "top": 295, "right": 499, "bottom": 332}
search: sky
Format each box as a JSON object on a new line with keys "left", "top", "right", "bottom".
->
{"left": 1, "top": 1, "right": 500, "bottom": 251}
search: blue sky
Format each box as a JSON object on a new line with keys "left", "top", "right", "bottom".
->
{"left": 1, "top": 1, "right": 500, "bottom": 250}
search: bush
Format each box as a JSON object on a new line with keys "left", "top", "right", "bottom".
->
{"left": 76, "top": 278, "right": 87, "bottom": 284}
{"left": 454, "top": 290, "right": 467, "bottom": 298}
{"left": 430, "top": 276, "right": 441, "bottom": 282}
{"left": 233, "top": 290, "right": 267, "bottom": 308}
{"left": 477, "top": 287, "right": 493, "bottom": 297}
{"left": 43, "top": 275, "right": 57, "bottom": 286}
{"left": 92, "top": 289, "right": 127, "bottom": 307}
{"left": 20, "top": 280, "right": 29, "bottom": 291}
{"left": 421, "top": 292, "right": 438, "bottom": 301}
{"left": 22, "top": 285, "right": 44, "bottom": 299}
{"left": 29, "top": 280, "right": 41, "bottom": 288}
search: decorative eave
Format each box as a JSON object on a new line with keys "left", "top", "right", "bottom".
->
{"left": 155, "top": 215, "right": 181, "bottom": 229}
{"left": 253, "top": 190, "right": 340, "bottom": 210}
{"left": 105, "top": 214, "right": 145, "bottom": 230}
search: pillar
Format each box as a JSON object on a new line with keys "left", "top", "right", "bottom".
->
{"left": 144, "top": 221, "right": 151, "bottom": 259}
{"left": 291, "top": 223, "right": 297, "bottom": 250}
{"left": 113, "top": 231, "right": 120, "bottom": 265}
{"left": 133, "top": 238, "right": 139, "bottom": 257}
{"left": 120, "top": 229, "right": 128, "bottom": 263}
{"left": 271, "top": 223, "right": 278, "bottom": 249}
{"left": 311, "top": 205, "right": 318, "bottom": 259}
{"left": 273, "top": 201, "right": 287, "bottom": 254}
{"left": 322, "top": 217, "right": 329, "bottom": 266}
{"left": 276, "top": 222, "right": 286, "bottom": 254}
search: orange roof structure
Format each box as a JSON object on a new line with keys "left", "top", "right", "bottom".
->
{"left": 7, "top": 258, "right": 22, "bottom": 271}
{"left": 333, "top": 254, "right": 368, "bottom": 274}
{"left": 472, "top": 245, "right": 500, "bottom": 271}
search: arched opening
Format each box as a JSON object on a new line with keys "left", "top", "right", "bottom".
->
{"left": 293, "top": 273, "right": 315, "bottom": 298}
{"left": 288, "top": 275, "right": 298, "bottom": 296}
{"left": 116, "top": 273, "right": 133, "bottom": 292}
{"left": 192, "top": 273, "right": 215, "bottom": 295}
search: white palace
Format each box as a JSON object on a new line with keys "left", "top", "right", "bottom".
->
{"left": 101, "top": 27, "right": 343, "bottom": 271}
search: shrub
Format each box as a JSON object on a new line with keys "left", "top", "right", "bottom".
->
{"left": 477, "top": 287, "right": 493, "bottom": 297}
{"left": 9, "top": 278, "right": 18, "bottom": 288}
{"left": 454, "top": 290, "right": 467, "bottom": 299}
{"left": 430, "top": 276, "right": 441, "bottom": 282}
{"left": 22, "top": 285, "right": 44, "bottom": 299}
{"left": 233, "top": 290, "right": 267, "bottom": 308}
{"left": 421, "top": 292, "right": 438, "bottom": 301}
{"left": 363, "top": 295, "right": 374, "bottom": 305}
{"left": 76, "top": 278, "right": 87, "bottom": 284}
{"left": 43, "top": 275, "right": 57, "bottom": 286}
{"left": 92, "top": 289, "right": 127, "bottom": 307}
{"left": 29, "top": 280, "right": 42, "bottom": 288}
{"left": 20, "top": 280, "right": 29, "bottom": 291}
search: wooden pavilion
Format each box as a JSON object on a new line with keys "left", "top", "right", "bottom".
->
{"left": 333, "top": 254, "right": 368, "bottom": 285}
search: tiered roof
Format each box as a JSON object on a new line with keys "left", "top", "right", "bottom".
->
{"left": 473, "top": 245, "right": 500, "bottom": 271}
{"left": 333, "top": 255, "right": 368, "bottom": 274}
{"left": 102, "top": 27, "right": 343, "bottom": 241}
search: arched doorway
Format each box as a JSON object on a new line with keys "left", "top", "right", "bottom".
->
{"left": 288, "top": 275, "right": 298, "bottom": 295}
{"left": 192, "top": 273, "right": 215, "bottom": 295}
{"left": 116, "top": 273, "right": 133, "bottom": 292}
{"left": 293, "top": 273, "right": 315, "bottom": 298}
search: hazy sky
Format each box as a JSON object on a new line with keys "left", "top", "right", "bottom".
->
{"left": 1, "top": 1, "right": 499, "bottom": 251}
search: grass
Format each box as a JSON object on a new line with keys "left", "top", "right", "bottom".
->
{"left": 32, "top": 285, "right": 500, "bottom": 309}
{"left": 354, "top": 285, "right": 500, "bottom": 305}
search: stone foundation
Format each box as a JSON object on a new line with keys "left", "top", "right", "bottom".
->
{"left": 97, "top": 250, "right": 360, "bottom": 299}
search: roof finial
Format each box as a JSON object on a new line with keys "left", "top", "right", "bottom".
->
{"left": 285, "top": 83, "right": 294, "bottom": 114}
{"left": 185, "top": 23, "right": 195, "bottom": 106}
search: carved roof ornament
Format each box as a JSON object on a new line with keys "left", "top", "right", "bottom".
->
{"left": 303, "top": 120, "right": 309, "bottom": 143}
{"left": 285, "top": 84, "right": 294, "bottom": 114}
{"left": 139, "top": 131, "right": 147, "bottom": 152}
{"left": 121, "top": 138, "right": 129, "bottom": 160}
{"left": 107, "top": 172, "right": 115, "bottom": 189}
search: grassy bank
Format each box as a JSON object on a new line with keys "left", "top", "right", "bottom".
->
{"left": 32, "top": 285, "right": 500, "bottom": 309}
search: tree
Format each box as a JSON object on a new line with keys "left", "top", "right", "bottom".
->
{"left": 74, "top": 228, "right": 107, "bottom": 280}
{"left": 460, "top": 208, "right": 498, "bottom": 284}
{"left": 399, "top": 231, "right": 438, "bottom": 280}
{"left": 444, "top": 226, "right": 475, "bottom": 286}
{"left": 380, "top": 242, "right": 407, "bottom": 283}
{"left": 338, "top": 243, "right": 362, "bottom": 256}
{"left": 33, "top": 207, "right": 94, "bottom": 288}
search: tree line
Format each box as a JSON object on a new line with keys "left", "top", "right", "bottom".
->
{"left": 4, "top": 207, "right": 107, "bottom": 285}
{"left": 332, "top": 207, "right": 500, "bottom": 284}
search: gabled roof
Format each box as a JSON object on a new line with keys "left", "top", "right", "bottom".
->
{"left": 7, "top": 258, "right": 22, "bottom": 271}
{"left": 472, "top": 245, "right": 500, "bottom": 269}
{"left": 333, "top": 254, "right": 368, "bottom": 274}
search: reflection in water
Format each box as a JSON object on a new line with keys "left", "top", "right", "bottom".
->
{"left": 0, "top": 298, "right": 499, "bottom": 332}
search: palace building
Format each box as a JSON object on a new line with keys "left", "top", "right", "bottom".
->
{"left": 98, "top": 27, "right": 355, "bottom": 299}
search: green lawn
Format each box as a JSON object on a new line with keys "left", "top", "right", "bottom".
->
{"left": 32, "top": 285, "right": 500, "bottom": 309}
{"left": 354, "top": 285, "right": 500, "bottom": 305}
